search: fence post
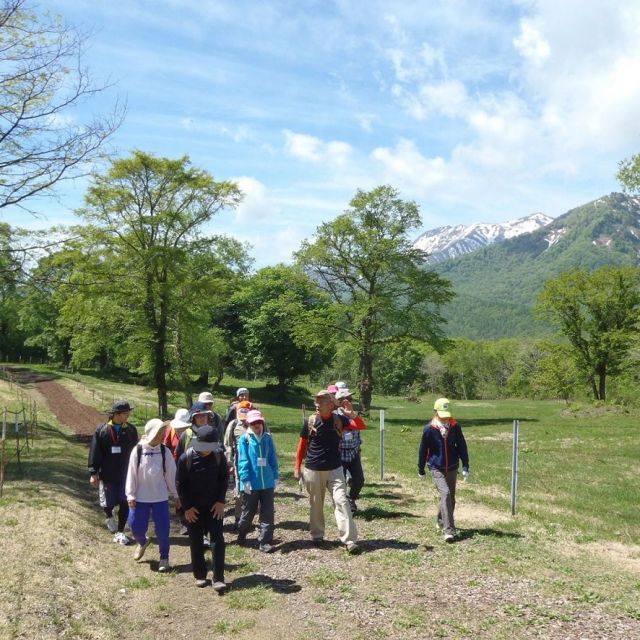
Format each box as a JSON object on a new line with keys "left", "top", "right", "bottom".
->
{"left": 0, "top": 408, "right": 6, "bottom": 497}
{"left": 511, "top": 419, "right": 520, "bottom": 516}
{"left": 379, "top": 409, "right": 385, "bottom": 480}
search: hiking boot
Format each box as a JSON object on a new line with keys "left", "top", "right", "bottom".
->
{"left": 195, "top": 579, "right": 207, "bottom": 588}
{"left": 105, "top": 516, "right": 117, "bottom": 533}
{"left": 158, "top": 559, "right": 170, "bottom": 573}
{"left": 212, "top": 580, "right": 227, "bottom": 593}
{"left": 259, "top": 543, "right": 274, "bottom": 553}
{"left": 179, "top": 524, "right": 188, "bottom": 535}
{"left": 113, "top": 532, "right": 131, "bottom": 545}
{"left": 133, "top": 539, "right": 150, "bottom": 561}
{"left": 345, "top": 541, "right": 360, "bottom": 554}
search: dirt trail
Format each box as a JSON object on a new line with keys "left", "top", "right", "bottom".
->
{"left": 6, "top": 367, "right": 104, "bottom": 435}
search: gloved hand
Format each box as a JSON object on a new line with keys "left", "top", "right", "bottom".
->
{"left": 418, "top": 472, "right": 426, "bottom": 480}
{"left": 243, "top": 481, "right": 252, "bottom": 495}
{"left": 462, "top": 468, "right": 470, "bottom": 481}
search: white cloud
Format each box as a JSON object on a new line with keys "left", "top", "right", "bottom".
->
{"left": 356, "top": 112, "right": 376, "bottom": 132}
{"left": 282, "top": 130, "right": 354, "bottom": 169}
{"left": 513, "top": 18, "right": 551, "bottom": 65}
{"left": 233, "top": 177, "right": 274, "bottom": 223}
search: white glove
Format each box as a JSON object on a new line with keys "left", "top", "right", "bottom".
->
{"left": 462, "top": 469, "right": 470, "bottom": 481}
{"left": 243, "top": 481, "right": 252, "bottom": 495}
{"left": 418, "top": 472, "right": 426, "bottom": 480}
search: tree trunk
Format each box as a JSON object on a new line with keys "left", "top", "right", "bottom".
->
{"left": 195, "top": 370, "right": 209, "bottom": 386}
{"left": 597, "top": 365, "right": 606, "bottom": 401}
{"left": 212, "top": 363, "right": 224, "bottom": 390}
{"left": 358, "top": 350, "right": 373, "bottom": 413}
{"left": 589, "top": 376, "right": 599, "bottom": 400}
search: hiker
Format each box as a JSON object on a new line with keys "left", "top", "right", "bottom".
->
{"left": 294, "top": 390, "right": 366, "bottom": 553}
{"left": 224, "top": 387, "right": 250, "bottom": 427}
{"left": 197, "top": 391, "right": 225, "bottom": 438}
{"left": 418, "top": 397, "right": 470, "bottom": 542}
{"left": 125, "top": 418, "right": 178, "bottom": 572}
{"left": 176, "top": 424, "right": 229, "bottom": 592}
{"left": 175, "top": 401, "right": 221, "bottom": 460}
{"left": 236, "top": 409, "right": 279, "bottom": 553}
{"left": 335, "top": 387, "right": 367, "bottom": 514}
{"left": 164, "top": 408, "right": 192, "bottom": 535}
{"left": 88, "top": 400, "right": 140, "bottom": 545}
{"left": 223, "top": 400, "right": 253, "bottom": 528}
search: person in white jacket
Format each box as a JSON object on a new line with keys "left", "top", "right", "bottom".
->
{"left": 126, "top": 418, "right": 179, "bottom": 572}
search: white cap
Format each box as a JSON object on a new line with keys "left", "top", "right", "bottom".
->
{"left": 169, "top": 408, "right": 191, "bottom": 430}
{"left": 198, "top": 391, "right": 214, "bottom": 403}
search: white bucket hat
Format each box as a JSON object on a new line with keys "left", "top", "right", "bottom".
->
{"left": 144, "top": 418, "right": 167, "bottom": 442}
{"left": 170, "top": 408, "right": 191, "bottom": 430}
{"left": 198, "top": 391, "right": 214, "bottom": 403}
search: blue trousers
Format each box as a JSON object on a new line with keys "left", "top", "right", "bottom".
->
{"left": 128, "top": 501, "right": 171, "bottom": 560}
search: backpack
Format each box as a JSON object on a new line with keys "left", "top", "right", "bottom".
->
{"left": 136, "top": 443, "right": 166, "bottom": 473}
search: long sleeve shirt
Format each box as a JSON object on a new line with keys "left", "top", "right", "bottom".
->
{"left": 125, "top": 442, "right": 177, "bottom": 503}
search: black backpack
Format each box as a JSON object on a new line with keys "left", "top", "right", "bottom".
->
{"left": 136, "top": 443, "right": 167, "bottom": 473}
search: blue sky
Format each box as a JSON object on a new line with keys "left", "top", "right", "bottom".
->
{"left": 4, "top": 0, "right": 640, "bottom": 266}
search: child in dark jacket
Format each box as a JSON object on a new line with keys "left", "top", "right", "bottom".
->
{"left": 176, "top": 424, "right": 229, "bottom": 592}
{"left": 236, "top": 410, "right": 279, "bottom": 553}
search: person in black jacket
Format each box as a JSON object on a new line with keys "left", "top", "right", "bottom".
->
{"left": 176, "top": 424, "right": 229, "bottom": 592}
{"left": 88, "top": 400, "right": 139, "bottom": 544}
{"left": 418, "top": 397, "right": 470, "bottom": 543}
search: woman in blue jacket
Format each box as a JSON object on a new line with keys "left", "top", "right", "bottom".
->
{"left": 237, "top": 409, "right": 279, "bottom": 552}
{"left": 418, "top": 398, "right": 469, "bottom": 543}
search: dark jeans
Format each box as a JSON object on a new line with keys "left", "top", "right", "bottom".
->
{"left": 238, "top": 488, "right": 275, "bottom": 544}
{"left": 342, "top": 455, "right": 365, "bottom": 501}
{"left": 187, "top": 509, "right": 225, "bottom": 581}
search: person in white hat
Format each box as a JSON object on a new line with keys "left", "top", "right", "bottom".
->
{"left": 197, "top": 391, "right": 225, "bottom": 434}
{"left": 417, "top": 398, "right": 470, "bottom": 542}
{"left": 125, "top": 418, "right": 179, "bottom": 572}
{"left": 224, "top": 387, "right": 251, "bottom": 427}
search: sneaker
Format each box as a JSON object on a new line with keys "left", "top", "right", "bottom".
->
{"left": 212, "top": 580, "right": 227, "bottom": 593}
{"left": 105, "top": 516, "right": 117, "bottom": 533}
{"left": 133, "top": 540, "right": 150, "bottom": 561}
{"left": 113, "top": 532, "right": 131, "bottom": 545}
{"left": 179, "top": 524, "right": 188, "bottom": 535}
{"left": 158, "top": 559, "right": 170, "bottom": 573}
{"left": 259, "top": 543, "right": 274, "bottom": 553}
{"left": 444, "top": 533, "right": 455, "bottom": 543}
{"left": 345, "top": 541, "right": 360, "bottom": 554}
{"left": 195, "top": 579, "right": 207, "bottom": 588}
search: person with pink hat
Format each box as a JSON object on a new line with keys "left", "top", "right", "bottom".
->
{"left": 236, "top": 409, "right": 279, "bottom": 553}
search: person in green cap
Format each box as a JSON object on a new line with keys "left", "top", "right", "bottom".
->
{"left": 417, "top": 397, "right": 469, "bottom": 542}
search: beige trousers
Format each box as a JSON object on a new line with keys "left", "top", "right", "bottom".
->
{"left": 302, "top": 466, "right": 358, "bottom": 544}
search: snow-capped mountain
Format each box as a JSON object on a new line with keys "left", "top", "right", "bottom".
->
{"left": 414, "top": 212, "right": 553, "bottom": 263}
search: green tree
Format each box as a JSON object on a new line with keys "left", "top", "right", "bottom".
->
{"left": 231, "top": 265, "right": 334, "bottom": 390}
{"left": 617, "top": 152, "right": 640, "bottom": 195}
{"left": 295, "top": 185, "right": 454, "bottom": 411}
{"left": 536, "top": 266, "right": 640, "bottom": 401}
{"left": 75, "top": 151, "right": 242, "bottom": 416}
{"left": 0, "top": 0, "right": 123, "bottom": 212}
{"left": 530, "top": 341, "right": 579, "bottom": 403}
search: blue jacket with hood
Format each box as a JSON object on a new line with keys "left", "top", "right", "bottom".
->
{"left": 417, "top": 419, "right": 469, "bottom": 474}
{"left": 237, "top": 430, "right": 279, "bottom": 490}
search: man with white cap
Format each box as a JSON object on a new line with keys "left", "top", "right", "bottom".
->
{"left": 224, "top": 387, "right": 250, "bottom": 427}
{"left": 176, "top": 424, "right": 229, "bottom": 592}
{"left": 197, "top": 391, "right": 224, "bottom": 436}
{"left": 125, "top": 418, "right": 179, "bottom": 572}
{"left": 335, "top": 387, "right": 367, "bottom": 514}
{"left": 418, "top": 397, "right": 470, "bottom": 542}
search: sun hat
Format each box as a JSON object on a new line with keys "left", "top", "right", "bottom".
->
{"left": 191, "top": 424, "right": 219, "bottom": 452}
{"left": 236, "top": 387, "right": 249, "bottom": 397}
{"left": 110, "top": 399, "right": 133, "bottom": 414}
{"left": 198, "top": 391, "right": 214, "bottom": 403}
{"left": 189, "top": 401, "right": 213, "bottom": 421}
{"left": 143, "top": 418, "right": 167, "bottom": 442}
{"left": 246, "top": 409, "right": 265, "bottom": 425}
{"left": 433, "top": 397, "right": 452, "bottom": 418}
{"left": 170, "top": 408, "right": 191, "bottom": 430}
{"left": 335, "top": 381, "right": 348, "bottom": 390}
{"left": 335, "top": 388, "right": 353, "bottom": 401}
{"left": 315, "top": 389, "right": 335, "bottom": 402}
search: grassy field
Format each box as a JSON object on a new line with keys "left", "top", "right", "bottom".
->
{"left": 1, "top": 367, "right": 639, "bottom": 639}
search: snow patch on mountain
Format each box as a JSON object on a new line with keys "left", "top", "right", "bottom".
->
{"left": 414, "top": 212, "right": 553, "bottom": 263}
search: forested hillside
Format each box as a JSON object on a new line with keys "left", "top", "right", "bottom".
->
{"left": 436, "top": 192, "right": 640, "bottom": 338}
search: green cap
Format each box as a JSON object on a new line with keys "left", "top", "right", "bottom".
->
{"left": 433, "top": 397, "right": 451, "bottom": 418}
